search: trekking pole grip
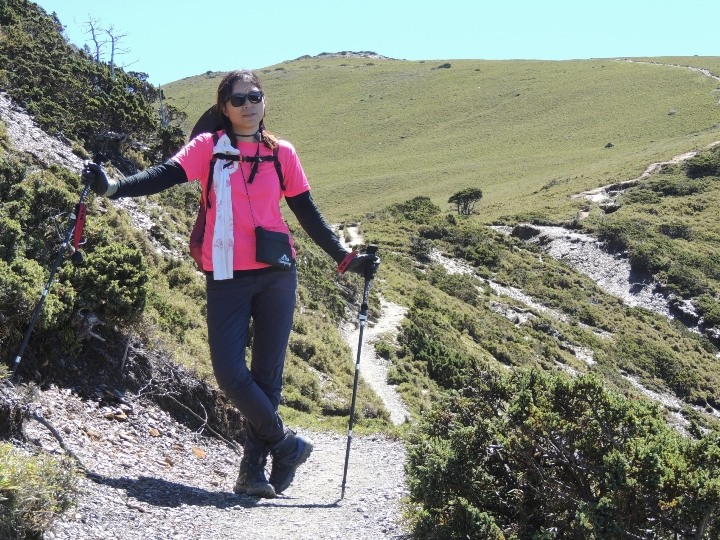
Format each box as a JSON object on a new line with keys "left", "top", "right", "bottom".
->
{"left": 363, "top": 245, "right": 379, "bottom": 282}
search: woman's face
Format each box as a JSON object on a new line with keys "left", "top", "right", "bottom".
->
{"left": 222, "top": 79, "right": 265, "bottom": 135}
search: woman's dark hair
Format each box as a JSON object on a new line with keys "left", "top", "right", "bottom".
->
{"left": 216, "top": 70, "right": 278, "bottom": 150}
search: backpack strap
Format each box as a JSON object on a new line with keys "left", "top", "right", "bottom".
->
{"left": 205, "top": 134, "right": 285, "bottom": 208}
{"left": 242, "top": 147, "right": 285, "bottom": 191}
{"left": 203, "top": 132, "right": 221, "bottom": 209}
{"left": 273, "top": 146, "right": 286, "bottom": 191}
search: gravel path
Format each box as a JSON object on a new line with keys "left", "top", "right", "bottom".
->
{"left": 340, "top": 297, "right": 410, "bottom": 426}
{"left": 30, "top": 302, "right": 412, "bottom": 540}
{"left": 26, "top": 385, "right": 409, "bottom": 540}
{"left": 20, "top": 285, "right": 412, "bottom": 540}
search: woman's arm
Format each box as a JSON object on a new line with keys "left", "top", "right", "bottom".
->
{"left": 285, "top": 191, "right": 348, "bottom": 263}
{"left": 110, "top": 161, "right": 188, "bottom": 198}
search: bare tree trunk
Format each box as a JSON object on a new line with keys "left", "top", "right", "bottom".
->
{"left": 84, "top": 17, "right": 105, "bottom": 62}
{"left": 106, "top": 26, "right": 128, "bottom": 80}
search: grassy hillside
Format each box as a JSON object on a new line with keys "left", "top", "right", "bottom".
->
{"left": 163, "top": 56, "right": 720, "bottom": 223}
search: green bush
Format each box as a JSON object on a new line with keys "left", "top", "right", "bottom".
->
{"left": 695, "top": 294, "right": 720, "bottom": 328}
{"left": 68, "top": 243, "right": 150, "bottom": 324}
{"left": 163, "top": 261, "right": 205, "bottom": 301}
{"left": 398, "top": 300, "right": 476, "bottom": 389}
{"left": 0, "top": 259, "right": 39, "bottom": 357}
{"left": 374, "top": 338, "right": 394, "bottom": 360}
{"left": 0, "top": 443, "right": 78, "bottom": 539}
{"left": 427, "top": 266, "right": 481, "bottom": 306}
{"left": 659, "top": 222, "right": 693, "bottom": 240}
{"left": 0, "top": 155, "right": 26, "bottom": 201}
{"left": 596, "top": 218, "right": 652, "bottom": 252}
{"left": 389, "top": 196, "right": 441, "bottom": 223}
{"left": 0, "top": 120, "right": 8, "bottom": 149}
{"left": 685, "top": 149, "right": 720, "bottom": 179}
{"left": 406, "top": 368, "right": 720, "bottom": 539}
{"left": 409, "top": 236, "right": 434, "bottom": 263}
{"left": 282, "top": 389, "right": 315, "bottom": 413}
{"left": 657, "top": 263, "right": 708, "bottom": 298}
{"left": 283, "top": 356, "right": 321, "bottom": 413}
{"left": 418, "top": 221, "right": 504, "bottom": 269}
{"left": 289, "top": 336, "right": 317, "bottom": 363}
{"left": 0, "top": 257, "right": 76, "bottom": 360}
{"left": 146, "top": 289, "right": 197, "bottom": 341}
{"left": 627, "top": 240, "right": 670, "bottom": 275}
{"left": 648, "top": 176, "right": 710, "bottom": 196}
{"left": 0, "top": 217, "right": 22, "bottom": 261}
{"left": 412, "top": 498, "right": 505, "bottom": 540}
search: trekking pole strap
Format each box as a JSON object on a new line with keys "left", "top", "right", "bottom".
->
{"left": 337, "top": 251, "right": 357, "bottom": 274}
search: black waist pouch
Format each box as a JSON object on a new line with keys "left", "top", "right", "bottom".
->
{"left": 255, "top": 227, "right": 293, "bottom": 269}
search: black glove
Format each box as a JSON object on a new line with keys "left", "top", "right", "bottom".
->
{"left": 339, "top": 251, "right": 380, "bottom": 279}
{"left": 81, "top": 161, "right": 118, "bottom": 196}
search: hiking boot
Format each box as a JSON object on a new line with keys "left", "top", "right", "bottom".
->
{"left": 268, "top": 429, "right": 314, "bottom": 494}
{"left": 234, "top": 456, "right": 276, "bottom": 498}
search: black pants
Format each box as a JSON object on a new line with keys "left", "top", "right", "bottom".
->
{"left": 206, "top": 267, "right": 297, "bottom": 446}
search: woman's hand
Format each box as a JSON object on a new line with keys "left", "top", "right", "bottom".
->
{"left": 81, "top": 162, "right": 118, "bottom": 197}
{"left": 338, "top": 251, "right": 380, "bottom": 279}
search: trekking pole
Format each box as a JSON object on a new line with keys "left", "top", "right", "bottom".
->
{"left": 10, "top": 162, "right": 96, "bottom": 378}
{"left": 341, "top": 245, "right": 378, "bottom": 499}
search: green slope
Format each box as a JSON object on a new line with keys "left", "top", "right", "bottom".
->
{"left": 162, "top": 56, "right": 720, "bottom": 223}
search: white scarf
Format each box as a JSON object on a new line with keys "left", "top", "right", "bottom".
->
{"left": 211, "top": 134, "right": 239, "bottom": 280}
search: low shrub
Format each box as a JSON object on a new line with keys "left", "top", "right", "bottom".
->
{"left": 659, "top": 222, "right": 693, "bottom": 240}
{"left": 685, "top": 148, "right": 720, "bottom": 179}
{"left": 389, "top": 196, "right": 441, "bottom": 223}
{"left": 67, "top": 243, "right": 150, "bottom": 324}
{"left": 426, "top": 266, "right": 481, "bottom": 306}
{"left": 0, "top": 257, "right": 76, "bottom": 361}
{"left": 406, "top": 368, "right": 720, "bottom": 539}
{"left": 0, "top": 444, "right": 78, "bottom": 539}
{"left": 0, "top": 216, "right": 22, "bottom": 261}
{"left": 695, "top": 294, "right": 720, "bottom": 328}
{"left": 0, "top": 155, "right": 26, "bottom": 201}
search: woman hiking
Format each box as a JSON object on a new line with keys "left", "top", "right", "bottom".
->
{"left": 82, "top": 69, "right": 379, "bottom": 499}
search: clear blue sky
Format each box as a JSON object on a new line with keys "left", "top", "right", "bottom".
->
{"left": 35, "top": 0, "right": 719, "bottom": 86}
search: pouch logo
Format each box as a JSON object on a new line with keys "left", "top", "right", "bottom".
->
{"left": 278, "top": 254, "right": 291, "bottom": 267}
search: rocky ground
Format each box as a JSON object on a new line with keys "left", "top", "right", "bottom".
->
{"left": 22, "top": 384, "right": 409, "bottom": 540}
{"left": 9, "top": 296, "right": 412, "bottom": 540}
{"left": 8, "top": 299, "right": 412, "bottom": 540}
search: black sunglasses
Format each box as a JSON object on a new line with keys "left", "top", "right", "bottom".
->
{"left": 226, "top": 91, "right": 264, "bottom": 107}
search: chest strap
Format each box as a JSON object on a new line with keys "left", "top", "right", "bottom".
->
{"left": 205, "top": 142, "right": 285, "bottom": 209}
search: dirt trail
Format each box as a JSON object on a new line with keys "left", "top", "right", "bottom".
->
{"left": 337, "top": 224, "right": 411, "bottom": 426}
{"left": 619, "top": 58, "right": 720, "bottom": 84}
{"left": 28, "top": 385, "right": 409, "bottom": 540}
{"left": 574, "top": 143, "right": 720, "bottom": 208}
{"left": 339, "top": 298, "right": 410, "bottom": 426}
